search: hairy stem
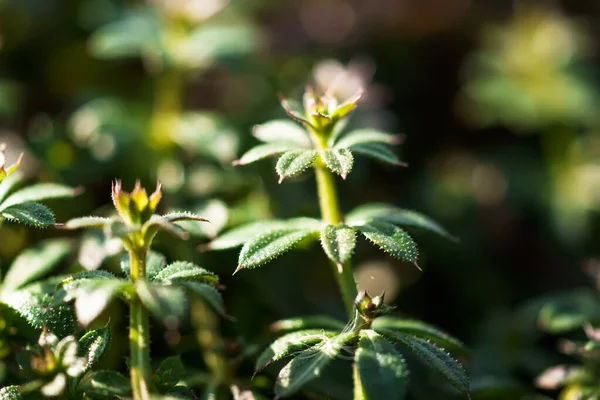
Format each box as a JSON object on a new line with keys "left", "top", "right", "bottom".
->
{"left": 314, "top": 161, "right": 358, "bottom": 317}
{"left": 128, "top": 246, "right": 152, "bottom": 400}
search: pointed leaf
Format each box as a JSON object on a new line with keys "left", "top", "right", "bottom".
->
{"left": 77, "top": 370, "right": 131, "bottom": 398}
{"left": 0, "top": 173, "right": 23, "bottom": 204}
{"left": 180, "top": 282, "right": 225, "bottom": 315}
{"left": 237, "top": 228, "right": 318, "bottom": 271}
{"left": 322, "top": 149, "right": 354, "bottom": 179}
{"left": 145, "top": 216, "right": 189, "bottom": 240}
{"left": 270, "top": 315, "right": 347, "bottom": 333}
{"left": 78, "top": 328, "right": 111, "bottom": 372}
{"left": 153, "top": 261, "right": 218, "bottom": 285}
{"left": 206, "top": 218, "right": 322, "bottom": 251}
{"left": 320, "top": 224, "right": 356, "bottom": 270}
{"left": 160, "top": 211, "right": 209, "bottom": 224}
{"left": 255, "top": 330, "right": 337, "bottom": 373}
{"left": 0, "top": 386, "right": 23, "bottom": 399}
{"left": 358, "top": 221, "right": 418, "bottom": 264}
{"left": 346, "top": 204, "right": 457, "bottom": 241}
{"left": 275, "top": 331, "right": 356, "bottom": 397}
{"left": 391, "top": 333, "right": 470, "bottom": 394}
{"left": 334, "top": 129, "right": 403, "bottom": 150}
{"left": 355, "top": 330, "right": 408, "bottom": 400}
{"left": 63, "top": 216, "right": 113, "bottom": 230}
{"left": 234, "top": 143, "right": 297, "bottom": 166}
{"left": 121, "top": 251, "right": 167, "bottom": 281}
{"left": 373, "top": 318, "right": 468, "bottom": 358}
{"left": 0, "top": 183, "right": 78, "bottom": 211}
{"left": 1, "top": 202, "right": 54, "bottom": 227}
{"left": 275, "top": 150, "right": 319, "bottom": 182}
{"left": 73, "top": 279, "right": 129, "bottom": 326}
{"left": 2, "top": 239, "right": 71, "bottom": 292}
{"left": 136, "top": 281, "right": 186, "bottom": 327}
{"left": 253, "top": 120, "right": 312, "bottom": 147}
{"left": 351, "top": 144, "right": 405, "bottom": 166}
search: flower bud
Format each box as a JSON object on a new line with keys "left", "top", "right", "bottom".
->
{"left": 354, "top": 290, "right": 394, "bottom": 321}
{"left": 111, "top": 180, "right": 163, "bottom": 225}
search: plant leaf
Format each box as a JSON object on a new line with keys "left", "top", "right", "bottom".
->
{"left": 274, "top": 331, "right": 356, "bottom": 397}
{"left": 0, "top": 183, "right": 77, "bottom": 211}
{"left": 346, "top": 204, "right": 457, "bottom": 241}
{"left": 390, "top": 333, "right": 470, "bottom": 394}
{"left": 355, "top": 329, "right": 408, "bottom": 400}
{"left": 179, "top": 282, "right": 225, "bottom": 315}
{"left": 160, "top": 211, "right": 209, "bottom": 224}
{"left": 63, "top": 216, "right": 113, "bottom": 230}
{"left": 270, "top": 315, "right": 347, "bottom": 333}
{"left": 2, "top": 239, "right": 71, "bottom": 292}
{"left": 1, "top": 202, "right": 54, "bottom": 227}
{"left": 351, "top": 143, "right": 406, "bottom": 166}
{"left": 0, "top": 173, "right": 23, "bottom": 204}
{"left": 255, "top": 330, "right": 337, "bottom": 373}
{"left": 73, "top": 279, "right": 129, "bottom": 326}
{"left": 205, "top": 218, "right": 322, "bottom": 251}
{"left": 334, "top": 129, "right": 403, "bottom": 150}
{"left": 78, "top": 328, "right": 111, "bottom": 372}
{"left": 320, "top": 224, "right": 356, "bottom": 271}
{"left": 253, "top": 120, "right": 312, "bottom": 147}
{"left": 121, "top": 251, "right": 167, "bottom": 281}
{"left": 77, "top": 370, "right": 131, "bottom": 398}
{"left": 153, "top": 261, "right": 218, "bottom": 285}
{"left": 237, "top": 228, "right": 318, "bottom": 272}
{"left": 357, "top": 221, "right": 418, "bottom": 265}
{"left": 0, "top": 386, "right": 23, "bottom": 399}
{"left": 373, "top": 318, "right": 469, "bottom": 358}
{"left": 234, "top": 143, "right": 297, "bottom": 166}
{"left": 275, "top": 150, "right": 319, "bottom": 183}
{"left": 322, "top": 149, "right": 354, "bottom": 179}
{"left": 537, "top": 290, "right": 600, "bottom": 333}
{"left": 136, "top": 281, "right": 186, "bottom": 328}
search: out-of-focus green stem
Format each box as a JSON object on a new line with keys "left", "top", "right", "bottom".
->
{"left": 128, "top": 246, "right": 152, "bottom": 400}
{"left": 150, "top": 68, "right": 183, "bottom": 149}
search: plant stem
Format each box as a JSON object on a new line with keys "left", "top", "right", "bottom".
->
{"left": 314, "top": 162, "right": 358, "bottom": 317}
{"left": 128, "top": 246, "right": 152, "bottom": 400}
{"left": 150, "top": 67, "right": 183, "bottom": 149}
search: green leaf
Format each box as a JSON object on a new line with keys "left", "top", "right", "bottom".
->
{"left": 180, "top": 282, "right": 225, "bottom": 315}
{"left": 0, "top": 183, "right": 77, "bottom": 211}
{"left": 237, "top": 228, "right": 319, "bottom": 272}
{"left": 373, "top": 318, "right": 468, "bottom": 358}
{"left": 0, "top": 386, "right": 22, "bottom": 400}
{"left": 351, "top": 144, "right": 406, "bottom": 166}
{"left": 63, "top": 216, "right": 113, "bottom": 230}
{"left": 320, "top": 224, "right": 356, "bottom": 270}
{"left": 391, "top": 333, "right": 470, "bottom": 394}
{"left": 355, "top": 330, "right": 408, "bottom": 400}
{"left": 1, "top": 202, "right": 54, "bottom": 227}
{"left": 538, "top": 290, "right": 600, "bottom": 333}
{"left": 255, "top": 330, "right": 337, "bottom": 373}
{"left": 275, "top": 150, "right": 319, "bottom": 183}
{"left": 346, "top": 204, "right": 457, "bottom": 241}
{"left": 78, "top": 327, "right": 111, "bottom": 372}
{"left": 154, "top": 356, "right": 186, "bottom": 391}
{"left": 253, "top": 120, "right": 312, "bottom": 147}
{"left": 2, "top": 239, "right": 71, "bottom": 292}
{"left": 0, "top": 173, "right": 22, "bottom": 204}
{"left": 175, "top": 200, "right": 228, "bottom": 238}
{"left": 121, "top": 251, "right": 167, "bottom": 281}
{"left": 334, "top": 129, "right": 403, "bottom": 150}
{"left": 72, "top": 278, "right": 129, "bottom": 326}
{"left": 206, "top": 218, "right": 322, "bottom": 251}
{"left": 322, "top": 149, "right": 354, "bottom": 179}
{"left": 160, "top": 211, "right": 209, "bottom": 224}
{"left": 274, "top": 332, "right": 356, "bottom": 397}
{"left": 270, "top": 315, "right": 347, "bottom": 333}
{"left": 136, "top": 281, "right": 186, "bottom": 327}
{"left": 357, "top": 221, "right": 419, "bottom": 265}
{"left": 153, "top": 261, "right": 218, "bottom": 285}
{"left": 234, "top": 143, "right": 297, "bottom": 166}
{"left": 77, "top": 370, "right": 131, "bottom": 398}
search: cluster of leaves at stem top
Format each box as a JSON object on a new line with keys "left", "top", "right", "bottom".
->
{"left": 206, "top": 87, "right": 470, "bottom": 398}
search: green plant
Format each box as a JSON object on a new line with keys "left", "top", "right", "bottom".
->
{"left": 208, "top": 86, "right": 470, "bottom": 398}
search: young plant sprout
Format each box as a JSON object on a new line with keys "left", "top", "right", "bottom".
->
{"left": 208, "top": 85, "right": 470, "bottom": 398}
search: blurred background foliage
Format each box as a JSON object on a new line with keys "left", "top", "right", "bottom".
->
{"left": 1, "top": 0, "right": 600, "bottom": 398}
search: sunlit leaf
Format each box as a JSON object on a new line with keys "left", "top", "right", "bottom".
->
{"left": 136, "top": 281, "right": 186, "bottom": 327}
{"left": 355, "top": 330, "right": 408, "bottom": 400}
{"left": 1, "top": 202, "right": 54, "bottom": 227}
{"left": 320, "top": 224, "right": 356, "bottom": 270}
{"left": 78, "top": 327, "right": 111, "bottom": 372}
{"left": 274, "top": 332, "right": 356, "bottom": 397}
{"left": 351, "top": 144, "right": 405, "bottom": 166}
{"left": 77, "top": 370, "right": 131, "bottom": 398}
{"left": 234, "top": 143, "right": 297, "bottom": 166}
{"left": 275, "top": 150, "right": 319, "bottom": 183}
{"left": 153, "top": 261, "right": 218, "bottom": 285}
{"left": 0, "top": 173, "right": 22, "bottom": 204}
{"left": 73, "top": 279, "right": 129, "bottom": 326}
{"left": 2, "top": 239, "right": 71, "bottom": 292}
{"left": 179, "top": 282, "right": 225, "bottom": 315}
{"left": 357, "top": 221, "right": 418, "bottom": 265}
{"left": 0, "top": 386, "right": 22, "bottom": 399}
{"left": 253, "top": 120, "right": 312, "bottom": 147}
{"left": 322, "top": 149, "right": 354, "bottom": 179}
{"left": 63, "top": 216, "right": 113, "bottom": 230}
{"left": 537, "top": 290, "right": 600, "bottom": 333}
{"left": 270, "top": 315, "right": 347, "bottom": 333}
{"left": 0, "top": 183, "right": 77, "bottom": 211}
{"left": 175, "top": 200, "right": 228, "bottom": 238}
{"left": 334, "top": 129, "right": 403, "bottom": 150}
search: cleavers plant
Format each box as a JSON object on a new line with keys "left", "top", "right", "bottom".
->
{"left": 208, "top": 86, "right": 471, "bottom": 398}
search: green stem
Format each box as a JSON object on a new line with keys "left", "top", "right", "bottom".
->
{"left": 314, "top": 162, "right": 358, "bottom": 317}
{"left": 128, "top": 246, "right": 152, "bottom": 400}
